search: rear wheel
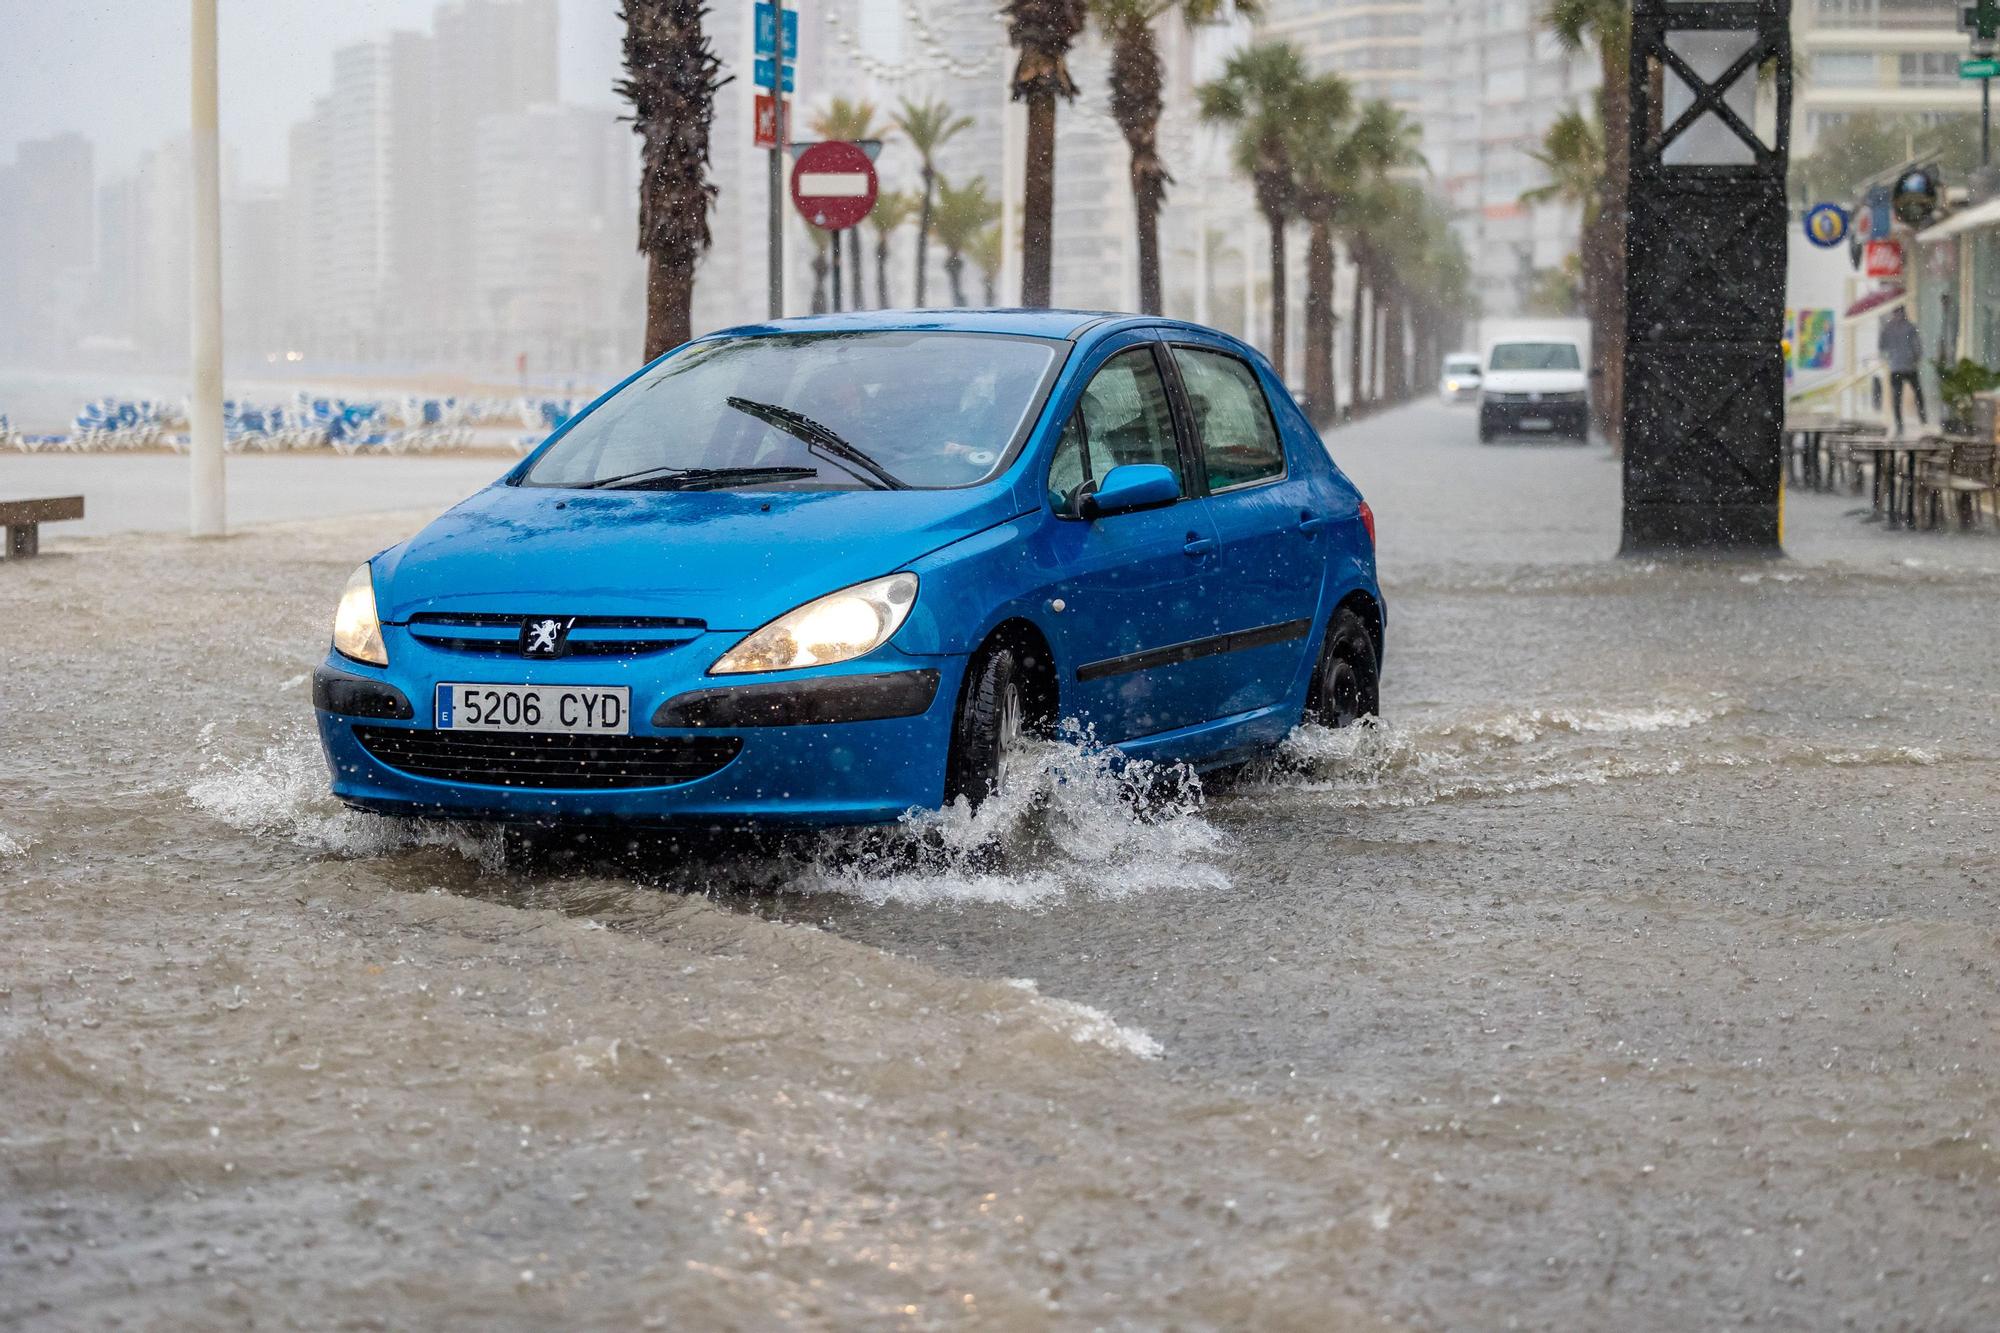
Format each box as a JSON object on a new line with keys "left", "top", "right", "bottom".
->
{"left": 1305, "top": 608, "right": 1380, "bottom": 728}
{"left": 944, "top": 646, "right": 1032, "bottom": 807}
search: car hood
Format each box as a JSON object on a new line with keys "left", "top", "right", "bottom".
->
{"left": 1482, "top": 369, "right": 1587, "bottom": 394}
{"left": 373, "top": 482, "right": 1020, "bottom": 630}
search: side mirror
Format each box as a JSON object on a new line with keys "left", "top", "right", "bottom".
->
{"left": 1080, "top": 463, "right": 1181, "bottom": 519}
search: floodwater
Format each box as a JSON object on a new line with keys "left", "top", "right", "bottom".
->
{"left": 5, "top": 400, "right": 2000, "bottom": 1329}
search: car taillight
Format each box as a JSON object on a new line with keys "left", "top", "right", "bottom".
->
{"left": 1358, "top": 499, "right": 1376, "bottom": 546}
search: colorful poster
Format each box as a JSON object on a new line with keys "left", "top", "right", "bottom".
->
{"left": 1795, "top": 309, "right": 1834, "bottom": 372}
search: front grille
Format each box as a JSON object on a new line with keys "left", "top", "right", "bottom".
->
{"left": 405, "top": 612, "right": 704, "bottom": 658}
{"left": 353, "top": 726, "right": 740, "bottom": 790}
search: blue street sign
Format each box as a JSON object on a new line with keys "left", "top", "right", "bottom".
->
{"left": 754, "top": 57, "right": 794, "bottom": 93}
{"left": 754, "top": 3, "right": 798, "bottom": 59}
{"left": 1804, "top": 203, "right": 1850, "bottom": 249}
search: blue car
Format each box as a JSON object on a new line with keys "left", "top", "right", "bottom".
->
{"left": 315, "top": 310, "right": 1383, "bottom": 832}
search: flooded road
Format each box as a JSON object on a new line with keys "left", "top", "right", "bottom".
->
{"left": 6, "top": 400, "right": 1999, "bottom": 1328}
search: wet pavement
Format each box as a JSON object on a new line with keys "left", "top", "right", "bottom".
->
{"left": 4, "top": 399, "right": 1999, "bottom": 1329}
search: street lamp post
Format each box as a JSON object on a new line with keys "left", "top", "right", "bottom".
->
{"left": 189, "top": 0, "right": 226, "bottom": 536}
{"left": 1620, "top": 0, "right": 1793, "bottom": 556}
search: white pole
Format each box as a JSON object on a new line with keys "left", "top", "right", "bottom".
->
{"left": 189, "top": 0, "right": 226, "bottom": 537}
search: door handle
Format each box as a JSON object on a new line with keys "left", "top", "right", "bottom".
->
{"left": 1183, "top": 535, "right": 1217, "bottom": 558}
{"left": 1298, "top": 511, "right": 1331, "bottom": 535}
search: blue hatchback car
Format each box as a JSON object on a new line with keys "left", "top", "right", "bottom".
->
{"left": 315, "top": 310, "right": 1383, "bottom": 831}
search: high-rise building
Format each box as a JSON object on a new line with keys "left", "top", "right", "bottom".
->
{"left": 0, "top": 133, "right": 96, "bottom": 361}
{"left": 281, "top": 0, "right": 559, "bottom": 363}
{"left": 1420, "top": 0, "right": 1600, "bottom": 318}
{"left": 1794, "top": 0, "right": 1985, "bottom": 151}
{"left": 472, "top": 104, "right": 641, "bottom": 371}
{"left": 1255, "top": 0, "right": 1426, "bottom": 113}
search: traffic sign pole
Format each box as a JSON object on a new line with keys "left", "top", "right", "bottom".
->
{"left": 766, "top": 0, "right": 787, "bottom": 319}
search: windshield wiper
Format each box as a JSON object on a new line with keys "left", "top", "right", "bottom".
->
{"left": 583, "top": 465, "right": 818, "bottom": 491}
{"left": 725, "top": 396, "right": 909, "bottom": 491}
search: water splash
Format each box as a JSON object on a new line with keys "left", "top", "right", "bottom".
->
{"left": 186, "top": 725, "right": 500, "bottom": 866}
{"left": 1007, "top": 978, "right": 1164, "bottom": 1059}
{"left": 0, "top": 830, "right": 29, "bottom": 858}
{"left": 795, "top": 735, "right": 1229, "bottom": 908}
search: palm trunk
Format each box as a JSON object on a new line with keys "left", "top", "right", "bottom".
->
{"left": 1266, "top": 207, "right": 1287, "bottom": 382}
{"left": 1110, "top": 27, "right": 1167, "bottom": 315}
{"left": 1600, "top": 45, "right": 1630, "bottom": 447}
{"left": 849, "top": 230, "right": 865, "bottom": 310}
{"left": 946, "top": 252, "right": 967, "bottom": 306}
{"left": 876, "top": 235, "right": 892, "bottom": 307}
{"left": 1349, "top": 249, "right": 1367, "bottom": 415}
{"left": 811, "top": 246, "right": 828, "bottom": 314}
{"left": 643, "top": 252, "right": 692, "bottom": 360}
{"left": 984, "top": 272, "right": 997, "bottom": 305}
{"left": 1303, "top": 217, "right": 1336, "bottom": 421}
{"left": 915, "top": 165, "right": 935, "bottom": 306}
{"left": 1021, "top": 94, "right": 1057, "bottom": 307}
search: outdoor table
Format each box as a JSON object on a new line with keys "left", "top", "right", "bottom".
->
{"left": 1850, "top": 439, "right": 1952, "bottom": 530}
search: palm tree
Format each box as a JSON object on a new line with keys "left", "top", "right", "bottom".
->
{"left": 893, "top": 97, "right": 973, "bottom": 307}
{"left": 1290, "top": 97, "right": 1421, "bottom": 420}
{"left": 618, "top": 0, "right": 728, "bottom": 358}
{"left": 811, "top": 97, "right": 890, "bottom": 308}
{"left": 1199, "top": 44, "right": 1332, "bottom": 385}
{"left": 1522, "top": 106, "right": 1608, "bottom": 346}
{"left": 1090, "top": 0, "right": 1259, "bottom": 315}
{"left": 1005, "top": 0, "right": 1088, "bottom": 306}
{"left": 1546, "top": 0, "right": 1629, "bottom": 442}
{"left": 867, "top": 189, "right": 918, "bottom": 308}
{"left": 971, "top": 224, "right": 1005, "bottom": 306}
{"left": 930, "top": 177, "right": 1001, "bottom": 307}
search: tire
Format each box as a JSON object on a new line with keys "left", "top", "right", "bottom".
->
{"left": 944, "top": 645, "right": 1029, "bottom": 807}
{"left": 1305, "top": 608, "right": 1381, "bottom": 729}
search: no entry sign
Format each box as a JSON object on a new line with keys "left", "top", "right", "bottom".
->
{"left": 791, "top": 141, "right": 877, "bottom": 231}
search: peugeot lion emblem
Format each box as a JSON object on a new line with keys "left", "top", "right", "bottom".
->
{"left": 522, "top": 616, "right": 574, "bottom": 657}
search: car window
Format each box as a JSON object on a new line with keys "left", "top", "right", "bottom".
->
{"left": 520, "top": 331, "right": 1061, "bottom": 490}
{"left": 1487, "top": 343, "right": 1582, "bottom": 372}
{"left": 1171, "top": 347, "right": 1285, "bottom": 491}
{"left": 1047, "top": 348, "right": 1183, "bottom": 509}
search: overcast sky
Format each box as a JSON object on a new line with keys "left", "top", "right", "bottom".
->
{"left": 0, "top": 0, "right": 625, "bottom": 185}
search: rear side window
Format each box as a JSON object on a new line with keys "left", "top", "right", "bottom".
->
{"left": 1172, "top": 347, "right": 1284, "bottom": 491}
{"left": 1048, "top": 347, "right": 1184, "bottom": 508}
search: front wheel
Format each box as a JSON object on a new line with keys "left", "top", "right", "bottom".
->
{"left": 1305, "top": 608, "right": 1380, "bottom": 728}
{"left": 944, "top": 646, "right": 1032, "bottom": 808}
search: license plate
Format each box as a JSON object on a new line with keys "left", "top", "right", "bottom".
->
{"left": 435, "top": 683, "right": 631, "bottom": 734}
{"left": 1518, "top": 417, "right": 1553, "bottom": 431}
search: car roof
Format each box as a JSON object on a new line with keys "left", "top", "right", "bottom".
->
{"left": 706, "top": 307, "right": 1129, "bottom": 342}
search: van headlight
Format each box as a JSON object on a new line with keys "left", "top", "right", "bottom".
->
{"left": 711, "top": 573, "right": 918, "bottom": 674}
{"left": 332, "top": 562, "right": 388, "bottom": 666}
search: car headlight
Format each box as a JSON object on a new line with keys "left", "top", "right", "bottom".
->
{"left": 332, "top": 562, "right": 388, "bottom": 666}
{"left": 711, "top": 573, "right": 918, "bottom": 674}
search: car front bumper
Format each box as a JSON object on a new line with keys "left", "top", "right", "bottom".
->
{"left": 1481, "top": 398, "right": 1589, "bottom": 436}
{"left": 313, "top": 632, "right": 966, "bottom": 828}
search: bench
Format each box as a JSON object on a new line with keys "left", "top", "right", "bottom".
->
{"left": 1, "top": 496, "right": 85, "bottom": 558}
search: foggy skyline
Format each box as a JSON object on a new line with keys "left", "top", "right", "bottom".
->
{"left": 0, "top": 0, "right": 624, "bottom": 184}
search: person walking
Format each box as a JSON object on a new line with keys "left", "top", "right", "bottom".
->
{"left": 1879, "top": 306, "right": 1927, "bottom": 437}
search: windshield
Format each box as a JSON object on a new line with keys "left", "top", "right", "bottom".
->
{"left": 521, "top": 331, "right": 1063, "bottom": 491}
{"left": 1445, "top": 358, "right": 1481, "bottom": 375}
{"left": 1487, "top": 343, "right": 1582, "bottom": 372}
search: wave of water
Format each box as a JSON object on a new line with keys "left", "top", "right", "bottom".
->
{"left": 184, "top": 726, "right": 1228, "bottom": 910}
{"left": 0, "top": 830, "right": 29, "bottom": 858}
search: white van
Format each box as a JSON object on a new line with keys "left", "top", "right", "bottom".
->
{"left": 1478, "top": 339, "right": 1590, "bottom": 443}
{"left": 1439, "top": 353, "right": 1482, "bottom": 403}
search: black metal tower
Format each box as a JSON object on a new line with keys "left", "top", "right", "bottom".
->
{"left": 1622, "top": 0, "right": 1793, "bottom": 555}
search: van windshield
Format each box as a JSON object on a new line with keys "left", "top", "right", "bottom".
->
{"left": 1488, "top": 343, "right": 1582, "bottom": 372}
{"left": 521, "top": 331, "right": 1064, "bottom": 491}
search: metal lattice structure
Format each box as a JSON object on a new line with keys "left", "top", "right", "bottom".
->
{"left": 1622, "top": 0, "right": 1793, "bottom": 555}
